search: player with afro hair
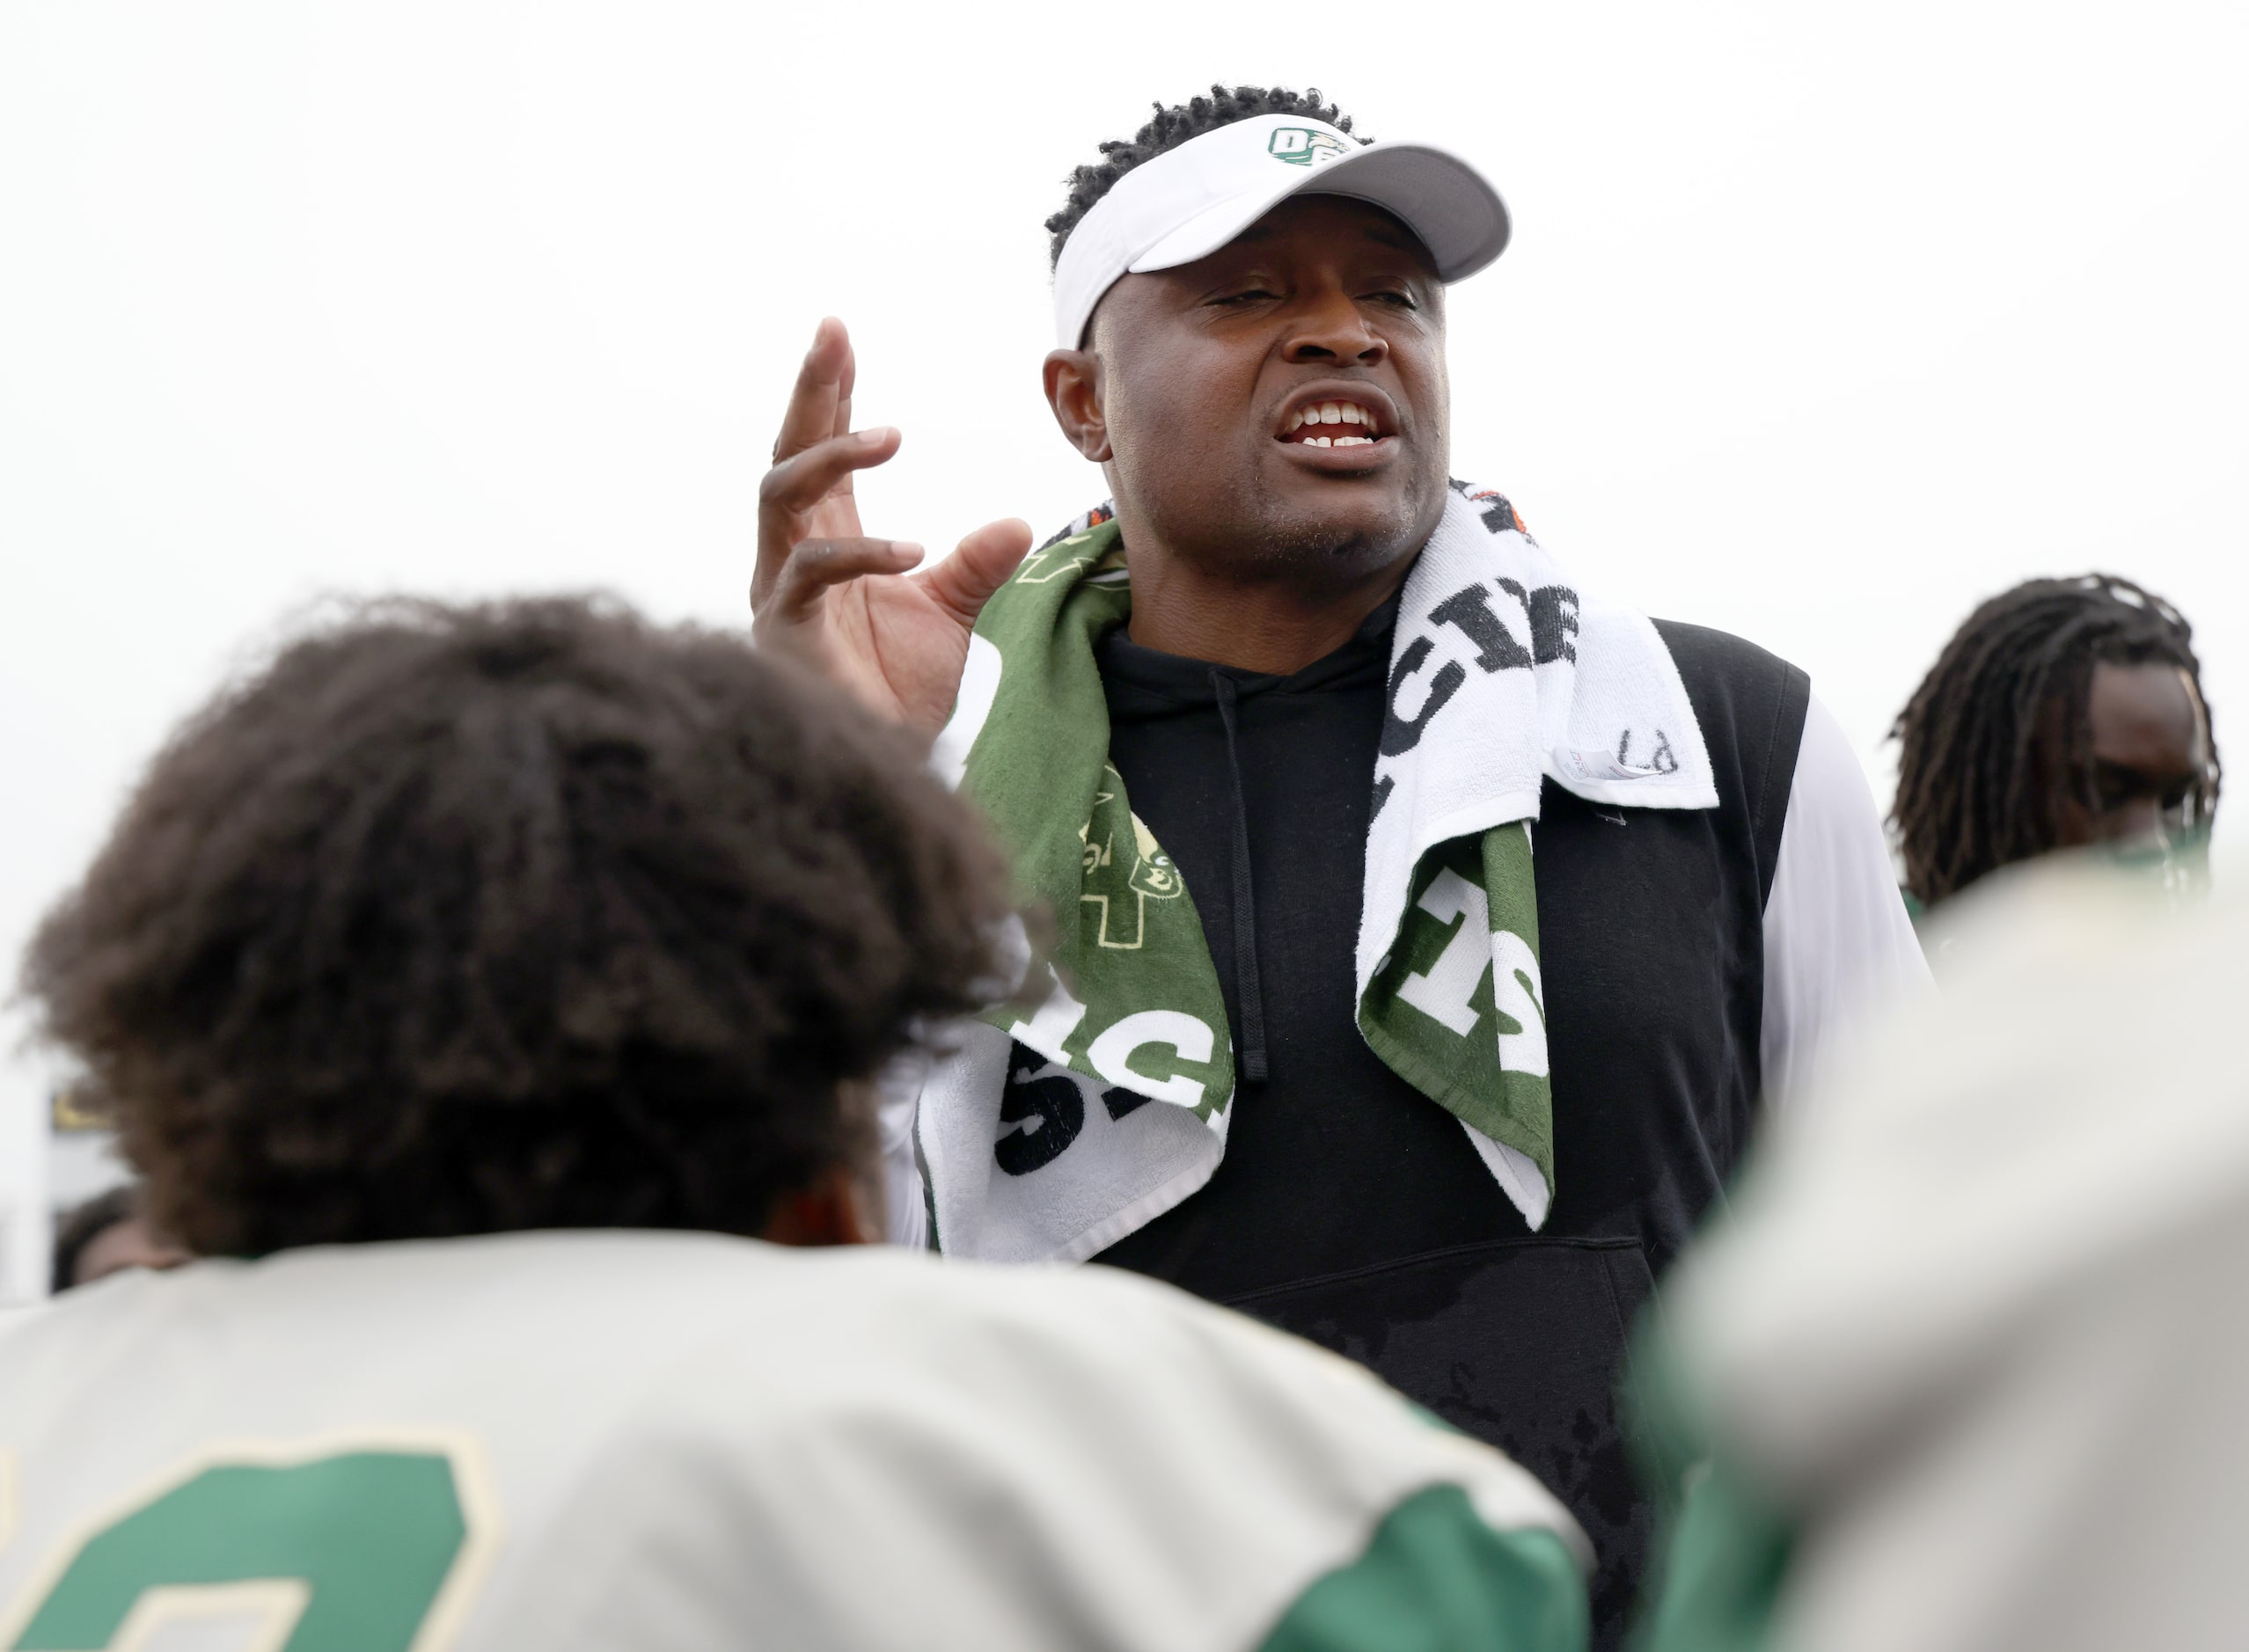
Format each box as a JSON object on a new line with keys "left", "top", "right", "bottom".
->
{"left": 6, "top": 592, "right": 1588, "bottom": 1652}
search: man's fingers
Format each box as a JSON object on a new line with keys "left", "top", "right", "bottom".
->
{"left": 771, "top": 318, "right": 851, "bottom": 464}
{"left": 760, "top": 425, "right": 901, "bottom": 512}
{"left": 753, "top": 426, "right": 904, "bottom": 603}
{"left": 831, "top": 336, "right": 856, "bottom": 444}
{"left": 922, "top": 518, "right": 1035, "bottom": 624}
{"left": 757, "top": 537, "right": 926, "bottom": 623}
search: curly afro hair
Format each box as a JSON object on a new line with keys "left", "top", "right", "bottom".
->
{"left": 22, "top": 596, "right": 1015, "bottom": 1258}
{"left": 1046, "top": 84, "right": 1365, "bottom": 267}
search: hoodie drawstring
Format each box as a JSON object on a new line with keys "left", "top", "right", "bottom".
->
{"left": 1210, "top": 671, "right": 1269, "bottom": 1085}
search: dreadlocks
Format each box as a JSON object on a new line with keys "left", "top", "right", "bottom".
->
{"left": 1045, "top": 84, "right": 1366, "bottom": 267}
{"left": 1892, "top": 573, "right": 2220, "bottom": 908}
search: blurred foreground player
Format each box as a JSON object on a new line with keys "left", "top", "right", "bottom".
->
{"left": 1634, "top": 860, "right": 2249, "bottom": 1651}
{"left": 0, "top": 597, "right": 1587, "bottom": 1651}
{"left": 1892, "top": 573, "right": 2218, "bottom": 914}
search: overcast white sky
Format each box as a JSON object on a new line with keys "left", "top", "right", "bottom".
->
{"left": 3, "top": 1, "right": 2244, "bottom": 1296}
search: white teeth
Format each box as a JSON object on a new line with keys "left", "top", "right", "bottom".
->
{"left": 1285, "top": 402, "right": 1383, "bottom": 442}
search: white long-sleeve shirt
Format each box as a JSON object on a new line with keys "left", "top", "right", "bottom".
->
{"left": 1759, "top": 693, "right": 1934, "bottom": 1112}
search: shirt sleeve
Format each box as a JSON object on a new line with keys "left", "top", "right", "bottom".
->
{"left": 1760, "top": 693, "right": 1933, "bottom": 1112}
{"left": 1256, "top": 1488, "right": 1588, "bottom": 1652}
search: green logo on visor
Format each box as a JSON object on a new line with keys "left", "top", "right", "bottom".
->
{"left": 1268, "top": 127, "right": 1351, "bottom": 166}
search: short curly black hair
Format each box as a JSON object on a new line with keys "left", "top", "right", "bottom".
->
{"left": 1046, "top": 84, "right": 1365, "bottom": 267}
{"left": 22, "top": 596, "right": 1014, "bottom": 1258}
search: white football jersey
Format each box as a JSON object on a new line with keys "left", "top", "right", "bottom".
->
{"left": 0, "top": 1231, "right": 1586, "bottom": 1651}
{"left": 1647, "top": 867, "right": 2249, "bottom": 1651}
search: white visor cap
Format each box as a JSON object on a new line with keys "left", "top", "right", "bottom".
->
{"left": 1051, "top": 112, "right": 1510, "bottom": 350}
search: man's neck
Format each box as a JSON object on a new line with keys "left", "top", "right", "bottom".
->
{"left": 1122, "top": 545, "right": 1415, "bottom": 675}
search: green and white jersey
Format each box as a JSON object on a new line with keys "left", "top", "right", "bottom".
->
{"left": 0, "top": 1231, "right": 1587, "bottom": 1652}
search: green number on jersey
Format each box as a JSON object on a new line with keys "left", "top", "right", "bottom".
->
{"left": 4, "top": 1440, "right": 495, "bottom": 1652}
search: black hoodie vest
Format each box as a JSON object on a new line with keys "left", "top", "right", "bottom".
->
{"left": 1079, "top": 599, "right": 1808, "bottom": 1647}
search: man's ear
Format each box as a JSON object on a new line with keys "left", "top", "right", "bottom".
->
{"left": 760, "top": 1161, "right": 883, "bottom": 1248}
{"left": 1043, "top": 347, "right": 1112, "bottom": 463}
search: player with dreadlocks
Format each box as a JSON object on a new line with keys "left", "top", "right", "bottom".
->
{"left": 1893, "top": 574, "right": 2218, "bottom": 910}
{"left": 753, "top": 82, "right": 1930, "bottom": 1643}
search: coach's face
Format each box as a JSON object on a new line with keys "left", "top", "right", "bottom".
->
{"left": 1046, "top": 195, "right": 1451, "bottom": 595}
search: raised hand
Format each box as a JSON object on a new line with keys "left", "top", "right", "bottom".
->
{"left": 752, "top": 318, "right": 1032, "bottom": 735}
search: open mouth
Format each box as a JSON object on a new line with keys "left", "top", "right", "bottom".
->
{"left": 1279, "top": 397, "right": 1390, "bottom": 449}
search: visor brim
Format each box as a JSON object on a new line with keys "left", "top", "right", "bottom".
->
{"left": 1125, "top": 139, "right": 1511, "bottom": 283}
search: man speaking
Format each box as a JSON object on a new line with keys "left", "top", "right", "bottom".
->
{"left": 752, "top": 84, "right": 1925, "bottom": 1642}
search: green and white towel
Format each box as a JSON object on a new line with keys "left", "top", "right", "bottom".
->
{"left": 920, "top": 481, "right": 1718, "bottom": 1262}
